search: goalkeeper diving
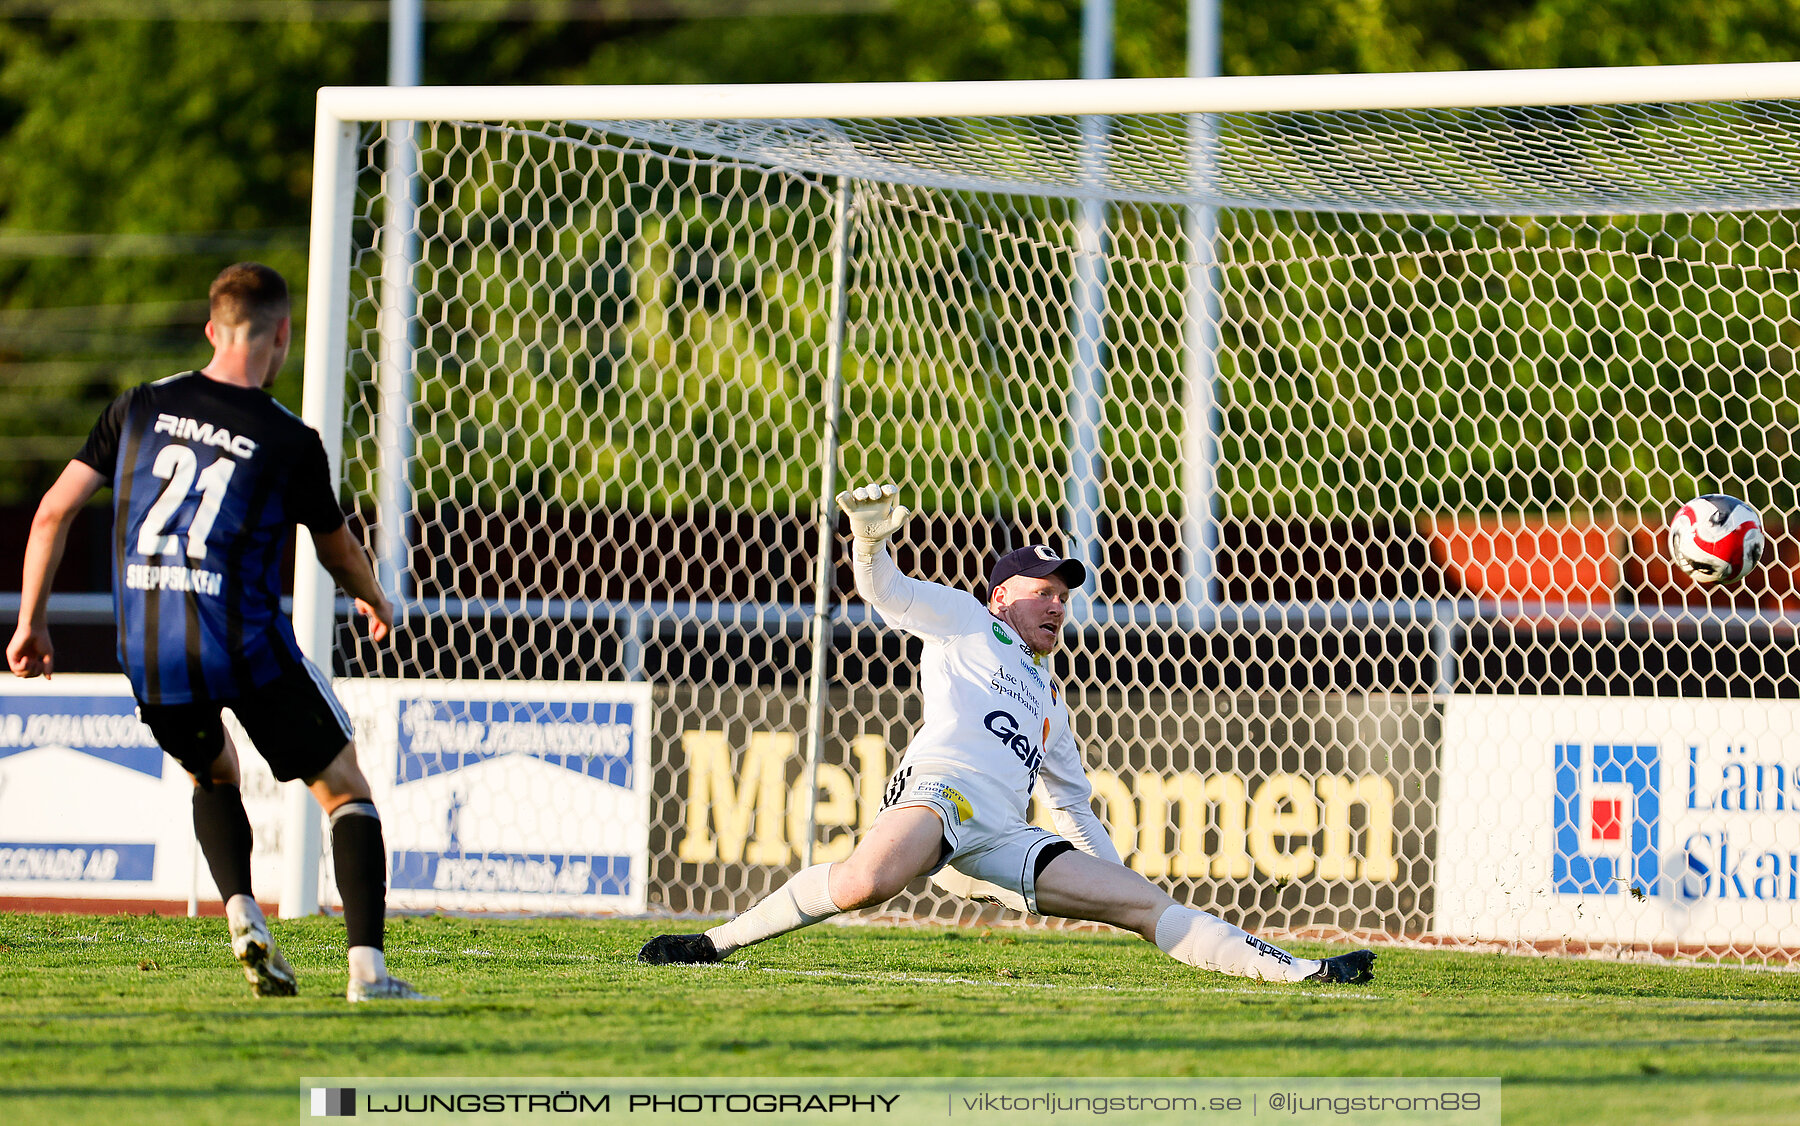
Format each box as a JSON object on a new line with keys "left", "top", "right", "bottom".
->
{"left": 640, "top": 483, "right": 1375, "bottom": 985}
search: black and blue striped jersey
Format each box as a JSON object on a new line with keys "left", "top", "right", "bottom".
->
{"left": 75, "top": 371, "right": 345, "bottom": 705}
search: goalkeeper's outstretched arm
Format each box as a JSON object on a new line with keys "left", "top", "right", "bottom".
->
{"left": 837, "top": 483, "right": 981, "bottom": 638}
{"left": 837, "top": 482, "right": 913, "bottom": 609}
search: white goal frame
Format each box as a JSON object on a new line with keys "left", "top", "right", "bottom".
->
{"left": 287, "top": 61, "right": 1800, "bottom": 927}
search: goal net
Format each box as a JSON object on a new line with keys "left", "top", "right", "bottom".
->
{"left": 300, "top": 65, "right": 1800, "bottom": 965}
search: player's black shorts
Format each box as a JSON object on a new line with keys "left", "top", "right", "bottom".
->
{"left": 138, "top": 661, "right": 354, "bottom": 784}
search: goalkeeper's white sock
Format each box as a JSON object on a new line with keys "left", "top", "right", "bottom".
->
{"left": 1152, "top": 904, "right": 1321, "bottom": 983}
{"left": 705, "top": 864, "right": 841, "bottom": 957}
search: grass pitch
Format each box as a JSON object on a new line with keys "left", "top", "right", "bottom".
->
{"left": 3, "top": 911, "right": 1799, "bottom": 1125}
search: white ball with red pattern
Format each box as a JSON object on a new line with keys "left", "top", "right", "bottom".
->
{"left": 1669, "top": 494, "right": 1765, "bottom": 585}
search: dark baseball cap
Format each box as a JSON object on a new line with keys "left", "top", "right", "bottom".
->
{"left": 987, "top": 545, "right": 1087, "bottom": 596}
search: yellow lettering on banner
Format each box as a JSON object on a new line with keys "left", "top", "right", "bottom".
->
{"left": 853, "top": 734, "right": 887, "bottom": 833}
{"left": 1134, "top": 770, "right": 1173, "bottom": 878}
{"left": 672, "top": 724, "right": 1399, "bottom": 883}
{"left": 1167, "top": 773, "right": 1214, "bottom": 878}
{"left": 1315, "top": 775, "right": 1399, "bottom": 882}
{"left": 788, "top": 763, "right": 857, "bottom": 863}
{"left": 1249, "top": 773, "right": 1318, "bottom": 880}
{"left": 1205, "top": 774, "right": 1253, "bottom": 879}
{"left": 1125, "top": 771, "right": 1401, "bottom": 883}
{"left": 1133, "top": 772, "right": 1215, "bottom": 879}
{"left": 742, "top": 732, "right": 797, "bottom": 865}
{"left": 1086, "top": 770, "right": 1137, "bottom": 862}
{"left": 675, "top": 730, "right": 793, "bottom": 865}
{"left": 675, "top": 731, "right": 728, "bottom": 864}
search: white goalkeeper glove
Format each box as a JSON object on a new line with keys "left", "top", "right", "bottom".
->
{"left": 836, "top": 482, "right": 912, "bottom": 561}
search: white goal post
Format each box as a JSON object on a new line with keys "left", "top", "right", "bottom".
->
{"left": 292, "top": 63, "right": 1800, "bottom": 966}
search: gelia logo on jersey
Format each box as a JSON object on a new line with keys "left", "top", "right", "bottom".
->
{"left": 983, "top": 709, "right": 1043, "bottom": 782}
{"left": 1552, "top": 742, "right": 1661, "bottom": 896}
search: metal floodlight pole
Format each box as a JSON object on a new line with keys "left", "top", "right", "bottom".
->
{"left": 801, "top": 180, "right": 857, "bottom": 869}
{"left": 1065, "top": 0, "right": 1113, "bottom": 614}
{"left": 1181, "top": 0, "right": 1224, "bottom": 612}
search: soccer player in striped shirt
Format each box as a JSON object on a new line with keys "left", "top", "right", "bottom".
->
{"left": 8, "top": 263, "right": 429, "bottom": 1002}
{"left": 640, "top": 483, "right": 1374, "bottom": 986}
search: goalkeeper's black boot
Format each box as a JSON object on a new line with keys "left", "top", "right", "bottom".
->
{"left": 1307, "top": 949, "right": 1375, "bottom": 984}
{"left": 638, "top": 933, "right": 721, "bottom": 965}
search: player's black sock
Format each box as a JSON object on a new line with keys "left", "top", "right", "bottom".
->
{"left": 330, "top": 802, "right": 387, "bottom": 951}
{"left": 192, "top": 783, "right": 254, "bottom": 902}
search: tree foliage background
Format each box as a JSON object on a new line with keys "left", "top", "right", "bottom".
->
{"left": 2, "top": 0, "right": 1798, "bottom": 515}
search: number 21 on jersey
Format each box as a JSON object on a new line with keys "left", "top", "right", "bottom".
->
{"left": 137, "top": 445, "right": 237, "bottom": 561}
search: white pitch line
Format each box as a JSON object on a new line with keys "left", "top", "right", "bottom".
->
{"left": 1533, "top": 992, "right": 1800, "bottom": 1009}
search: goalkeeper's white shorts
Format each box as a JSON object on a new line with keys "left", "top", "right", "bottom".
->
{"left": 879, "top": 761, "right": 1073, "bottom": 914}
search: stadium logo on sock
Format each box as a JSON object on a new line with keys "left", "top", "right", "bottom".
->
{"left": 310, "top": 1087, "right": 356, "bottom": 1117}
{"left": 1552, "top": 743, "right": 1660, "bottom": 897}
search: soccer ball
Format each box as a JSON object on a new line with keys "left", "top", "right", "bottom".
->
{"left": 1668, "top": 494, "right": 1765, "bottom": 584}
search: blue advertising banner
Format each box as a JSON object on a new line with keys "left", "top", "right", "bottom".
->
{"left": 0, "top": 677, "right": 192, "bottom": 898}
{"left": 340, "top": 680, "right": 653, "bottom": 914}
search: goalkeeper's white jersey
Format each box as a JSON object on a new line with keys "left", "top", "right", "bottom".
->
{"left": 857, "top": 555, "right": 1098, "bottom": 827}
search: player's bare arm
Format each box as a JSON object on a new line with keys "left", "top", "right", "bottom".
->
{"left": 310, "top": 523, "right": 395, "bottom": 644}
{"left": 7, "top": 461, "right": 105, "bottom": 679}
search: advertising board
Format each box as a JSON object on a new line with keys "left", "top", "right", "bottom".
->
{"left": 1438, "top": 695, "right": 1800, "bottom": 949}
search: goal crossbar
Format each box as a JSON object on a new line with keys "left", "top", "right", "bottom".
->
{"left": 315, "top": 61, "right": 1800, "bottom": 122}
